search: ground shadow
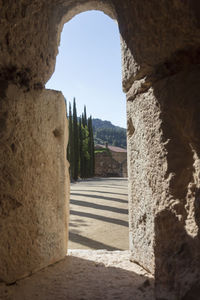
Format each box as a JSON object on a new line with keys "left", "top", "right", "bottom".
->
{"left": 0, "top": 253, "right": 154, "bottom": 300}
{"left": 69, "top": 178, "right": 128, "bottom": 250}
{"left": 69, "top": 232, "right": 121, "bottom": 250}
{"left": 76, "top": 177, "right": 128, "bottom": 182}
{"left": 88, "top": 185, "right": 127, "bottom": 191}
{"left": 70, "top": 198, "right": 128, "bottom": 214}
{"left": 71, "top": 189, "right": 128, "bottom": 197}
{"left": 71, "top": 192, "right": 128, "bottom": 204}
{"left": 70, "top": 210, "right": 128, "bottom": 227}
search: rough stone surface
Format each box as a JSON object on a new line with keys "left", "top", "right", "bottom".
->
{"left": 127, "top": 66, "right": 200, "bottom": 299}
{"left": 153, "top": 66, "right": 200, "bottom": 299}
{"left": 0, "top": 0, "right": 115, "bottom": 88}
{"left": 115, "top": 0, "right": 200, "bottom": 92}
{"left": 0, "top": 85, "right": 69, "bottom": 283}
{"left": 0, "top": 250, "right": 154, "bottom": 300}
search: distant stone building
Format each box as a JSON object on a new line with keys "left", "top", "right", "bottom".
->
{"left": 95, "top": 144, "right": 127, "bottom": 177}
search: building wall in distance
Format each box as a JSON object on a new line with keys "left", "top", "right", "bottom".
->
{"left": 95, "top": 145, "right": 127, "bottom": 177}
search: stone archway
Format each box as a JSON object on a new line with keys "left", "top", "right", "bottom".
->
{"left": 0, "top": 1, "right": 200, "bottom": 298}
{"left": 0, "top": 1, "right": 119, "bottom": 285}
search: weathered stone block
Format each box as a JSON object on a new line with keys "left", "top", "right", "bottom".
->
{"left": 127, "top": 66, "right": 200, "bottom": 299}
{"left": 127, "top": 84, "right": 163, "bottom": 274}
{"left": 0, "top": 85, "right": 69, "bottom": 283}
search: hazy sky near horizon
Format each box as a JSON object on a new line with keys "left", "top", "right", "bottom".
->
{"left": 46, "top": 11, "right": 126, "bottom": 128}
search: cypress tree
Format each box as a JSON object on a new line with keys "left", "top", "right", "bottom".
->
{"left": 68, "top": 102, "right": 74, "bottom": 180}
{"left": 79, "top": 116, "right": 84, "bottom": 178}
{"left": 66, "top": 99, "right": 69, "bottom": 161}
{"left": 88, "top": 116, "right": 95, "bottom": 177}
{"left": 67, "top": 102, "right": 95, "bottom": 180}
{"left": 73, "top": 98, "right": 79, "bottom": 181}
{"left": 82, "top": 105, "right": 87, "bottom": 127}
{"left": 82, "top": 124, "right": 89, "bottom": 178}
{"left": 88, "top": 116, "right": 92, "bottom": 176}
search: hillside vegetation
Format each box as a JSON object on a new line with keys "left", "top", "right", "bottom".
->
{"left": 92, "top": 118, "right": 127, "bottom": 149}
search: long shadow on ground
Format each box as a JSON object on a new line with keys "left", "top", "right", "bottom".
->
{"left": 70, "top": 199, "right": 128, "bottom": 214}
{"left": 70, "top": 210, "right": 129, "bottom": 227}
{"left": 69, "top": 232, "right": 122, "bottom": 250}
{"left": 71, "top": 189, "right": 128, "bottom": 196}
{"left": 71, "top": 193, "right": 128, "bottom": 204}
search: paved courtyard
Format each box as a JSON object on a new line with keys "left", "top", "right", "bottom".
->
{"left": 69, "top": 178, "right": 129, "bottom": 250}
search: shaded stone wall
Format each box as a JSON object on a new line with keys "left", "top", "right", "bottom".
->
{"left": 153, "top": 67, "right": 200, "bottom": 299}
{"left": 0, "top": 85, "right": 69, "bottom": 283}
{"left": 115, "top": 1, "right": 200, "bottom": 298}
{"left": 127, "top": 67, "right": 200, "bottom": 299}
{"left": 0, "top": 0, "right": 200, "bottom": 298}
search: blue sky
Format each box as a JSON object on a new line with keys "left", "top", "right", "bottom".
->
{"left": 46, "top": 11, "right": 126, "bottom": 128}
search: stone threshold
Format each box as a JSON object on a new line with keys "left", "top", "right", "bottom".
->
{"left": 0, "top": 250, "right": 154, "bottom": 300}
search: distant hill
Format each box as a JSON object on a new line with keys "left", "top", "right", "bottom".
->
{"left": 92, "top": 118, "right": 127, "bottom": 149}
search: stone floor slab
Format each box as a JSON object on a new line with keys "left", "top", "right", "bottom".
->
{"left": 0, "top": 250, "right": 154, "bottom": 300}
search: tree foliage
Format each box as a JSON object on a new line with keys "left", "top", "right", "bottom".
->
{"left": 67, "top": 99, "right": 95, "bottom": 181}
{"left": 68, "top": 102, "right": 74, "bottom": 180}
{"left": 92, "top": 118, "right": 127, "bottom": 148}
{"left": 72, "top": 98, "right": 79, "bottom": 181}
{"left": 94, "top": 127, "right": 127, "bottom": 148}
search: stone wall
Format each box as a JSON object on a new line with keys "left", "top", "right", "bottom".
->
{"left": 111, "top": 151, "right": 127, "bottom": 165}
{"left": 0, "top": 85, "right": 69, "bottom": 283}
{"left": 95, "top": 147, "right": 127, "bottom": 177}
{"left": 127, "top": 69, "right": 200, "bottom": 298}
{"left": 95, "top": 151, "right": 120, "bottom": 177}
{"left": 95, "top": 150, "right": 127, "bottom": 177}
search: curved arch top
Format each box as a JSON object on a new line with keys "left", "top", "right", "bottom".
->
{"left": 54, "top": 0, "right": 118, "bottom": 84}
{"left": 0, "top": 0, "right": 199, "bottom": 89}
{"left": 0, "top": 0, "right": 117, "bottom": 89}
{"left": 61, "top": 0, "right": 117, "bottom": 24}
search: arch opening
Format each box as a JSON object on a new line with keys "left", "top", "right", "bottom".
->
{"left": 46, "top": 1, "right": 117, "bottom": 86}
{"left": 46, "top": 10, "right": 129, "bottom": 252}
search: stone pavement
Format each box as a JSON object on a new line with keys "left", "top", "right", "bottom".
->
{"left": 0, "top": 250, "right": 154, "bottom": 300}
{"left": 69, "top": 178, "right": 129, "bottom": 250}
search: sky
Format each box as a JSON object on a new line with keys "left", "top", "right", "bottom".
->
{"left": 46, "top": 11, "right": 126, "bottom": 128}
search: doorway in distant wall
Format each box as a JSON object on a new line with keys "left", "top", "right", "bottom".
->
{"left": 46, "top": 10, "right": 129, "bottom": 251}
